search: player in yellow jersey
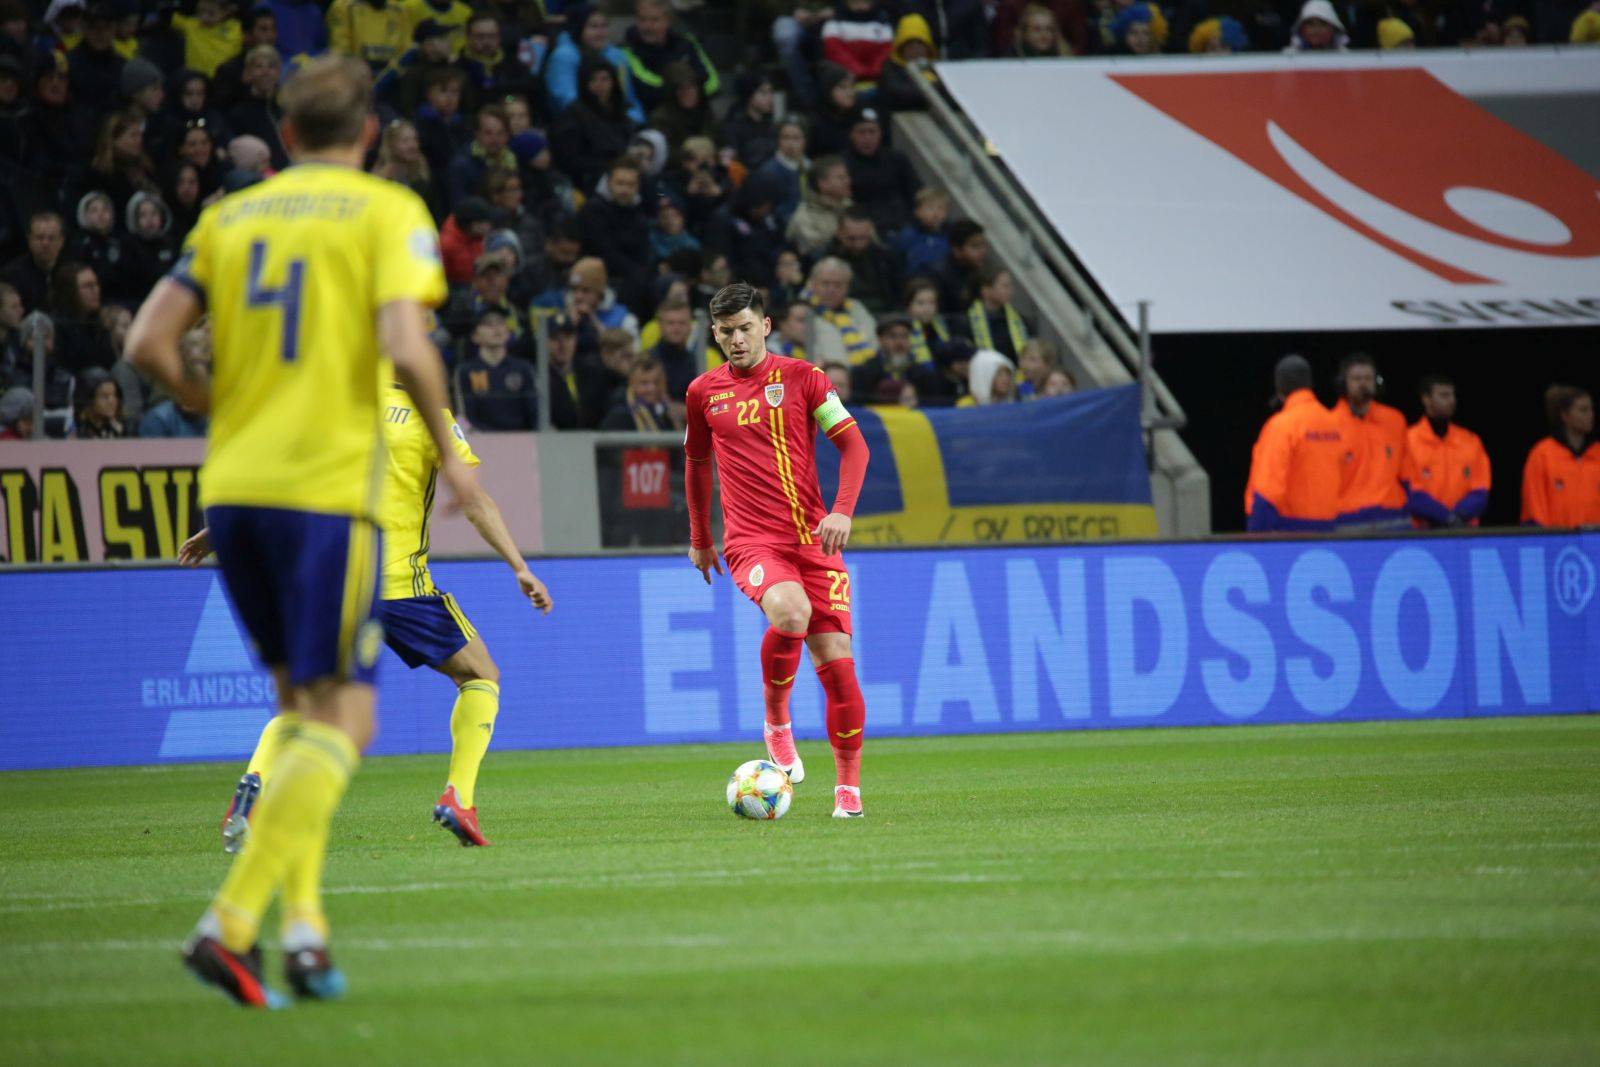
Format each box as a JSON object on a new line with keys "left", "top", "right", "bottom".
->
{"left": 126, "top": 56, "right": 476, "bottom": 1009}
{"left": 180, "top": 378, "right": 553, "bottom": 848}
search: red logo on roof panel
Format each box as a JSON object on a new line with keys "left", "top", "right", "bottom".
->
{"left": 1111, "top": 69, "right": 1600, "bottom": 284}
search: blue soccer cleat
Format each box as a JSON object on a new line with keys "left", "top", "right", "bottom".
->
{"left": 285, "top": 945, "right": 347, "bottom": 1001}
{"left": 220, "top": 771, "right": 262, "bottom": 854}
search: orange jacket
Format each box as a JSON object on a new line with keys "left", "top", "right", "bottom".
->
{"left": 1521, "top": 437, "right": 1600, "bottom": 527}
{"left": 1401, "top": 419, "right": 1490, "bottom": 528}
{"left": 1245, "top": 389, "right": 1345, "bottom": 531}
{"left": 1333, "top": 399, "right": 1409, "bottom": 523}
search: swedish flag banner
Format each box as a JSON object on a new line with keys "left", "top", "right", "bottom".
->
{"left": 817, "top": 385, "right": 1156, "bottom": 545}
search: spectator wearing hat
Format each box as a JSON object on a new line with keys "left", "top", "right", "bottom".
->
{"left": 212, "top": 6, "right": 279, "bottom": 108}
{"left": 39, "top": 0, "right": 86, "bottom": 56}
{"left": 440, "top": 195, "right": 493, "bottom": 284}
{"left": 12, "top": 310, "right": 76, "bottom": 436}
{"left": 1245, "top": 355, "right": 1345, "bottom": 532}
{"left": 650, "top": 191, "right": 701, "bottom": 261}
{"left": 551, "top": 54, "right": 637, "bottom": 194}
{"left": 1285, "top": 0, "right": 1348, "bottom": 50}
{"left": 69, "top": 190, "right": 133, "bottom": 304}
{"left": 545, "top": 311, "right": 609, "bottom": 429}
{"left": 878, "top": 13, "right": 939, "bottom": 120}
{"left": 756, "top": 116, "right": 810, "bottom": 228}
{"left": 851, "top": 312, "right": 917, "bottom": 402}
{"left": 1401, "top": 375, "right": 1489, "bottom": 528}
{"left": 447, "top": 252, "right": 524, "bottom": 347}
{"left": 327, "top": 0, "right": 409, "bottom": 75}
{"left": 119, "top": 55, "right": 167, "bottom": 145}
{"left": 1189, "top": 15, "right": 1251, "bottom": 51}
{"left": 995, "top": 0, "right": 1089, "bottom": 56}
{"left": 827, "top": 207, "right": 902, "bottom": 316}
{"left": 123, "top": 190, "right": 176, "bottom": 302}
{"left": 904, "top": 0, "right": 991, "bottom": 58}
{"left": 915, "top": 336, "right": 974, "bottom": 407}
{"left": 1375, "top": 17, "right": 1416, "bottom": 48}
{"left": 1110, "top": 2, "right": 1162, "bottom": 53}
{"left": 645, "top": 295, "right": 698, "bottom": 401}
{"left": 383, "top": 17, "right": 454, "bottom": 113}
{"left": 1522, "top": 385, "right": 1600, "bottom": 527}
{"left": 3, "top": 210, "right": 66, "bottom": 314}
{"left": 959, "top": 349, "right": 1019, "bottom": 406}
{"left": 544, "top": 5, "right": 647, "bottom": 123}
{"left": 535, "top": 256, "right": 639, "bottom": 348}
{"left": 0, "top": 385, "right": 33, "bottom": 439}
{"left": 67, "top": 2, "right": 124, "bottom": 112}
{"left": 701, "top": 173, "right": 786, "bottom": 290}
{"left": 1332, "top": 353, "right": 1409, "bottom": 528}
{"left": 454, "top": 307, "right": 539, "bottom": 431}
{"left": 720, "top": 70, "right": 778, "bottom": 168}
{"left": 1573, "top": 6, "right": 1600, "bottom": 43}
{"left": 803, "top": 256, "right": 878, "bottom": 367}
{"left": 966, "top": 265, "right": 1030, "bottom": 362}
{"left": 808, "top": 62, "right": 858, "bottom": 159}
{"left": 787, "top": 154, "right": 852, "bottom": 258}
{"left": 403, "top": 0, "right": 474, "bottom": 58}
{"left": 620, "top": 0, "right": 720, "bottom": 116}
{"left": 578, "top": 155, "right": 653, "bottom": 316}
{"left": 819, "top": 0, "right": 897, "bottom": 88}
{"left": 844, "top": 106, "right": 920, "bottom": 235}
{"left": 138, "top": 327, "right": 210, "bottom": 438}
{"left": 937, "top": 219, "right": 988, "bottom": 310}
{"left": 227, "top": 45, "right": 289, "bottom": 169}
{"left": 73, "top": 365, "right": 125, "bottom": 438}
{"left": 172, "top": 0, "right": 244, "bottom": 77}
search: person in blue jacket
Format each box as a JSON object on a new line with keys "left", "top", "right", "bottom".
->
{"left": 543, "top": 3, "right": 644, "bottom": 124}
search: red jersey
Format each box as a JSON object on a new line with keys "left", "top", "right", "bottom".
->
{"left": 685, "top": 355, "right": 857, "bottom": 549}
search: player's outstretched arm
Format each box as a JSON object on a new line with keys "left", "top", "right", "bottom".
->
{"left": 462, "top": 487, "right": 553, "bottom": 615}
{"left": 380, "top": 299, "right": 479, "bottom": 513}
{"left": 127, "top": 279, "right": 208, "bottom": 414}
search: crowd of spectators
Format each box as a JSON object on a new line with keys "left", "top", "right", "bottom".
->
{"left": 1243, "top": 353, "right": 1600, "bottom": 533}
{"left": 0, "top": 0, "right": 1593, "bottom": 441}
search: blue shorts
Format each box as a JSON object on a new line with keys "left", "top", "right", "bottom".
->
{"left": 207, "top": 505, "right": 384, "bottom": 687}
{"left": 379, "top": 593, "right": 477, "bottom": 669}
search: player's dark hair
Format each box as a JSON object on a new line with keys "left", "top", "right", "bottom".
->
{"left": 1274, "top": 354, "right": 1312, "bottom": 397}
{"left": 709, "top": 282, "right": 764, "bottom": 321}
{"left": 1418, "top": 373, "right": 1453, "bottom": 397}
{"left": 281, "top": 55, "right": 371, "bottom": 150}
{"left": 1545, "top": 384, "right": 1591, "bottom": 432}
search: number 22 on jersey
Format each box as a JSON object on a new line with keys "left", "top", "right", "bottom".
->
{"left": 245, "top": 240, "right": 307, "bottom": 363}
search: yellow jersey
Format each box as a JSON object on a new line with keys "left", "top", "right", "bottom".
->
{"left": 176, "top": 164, "right": 447, "bottom": 517}
{"left": 171, "top": 14, "right": 243, "bottom": 77}
{"left": 378, "top": 388, "right": 480, "bottom": 600}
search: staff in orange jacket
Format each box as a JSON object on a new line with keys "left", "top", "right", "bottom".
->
{"left": 1522, "top": 384, "right": 1600, "bottom": 527}
{"left": 1245, "top": 355, "right": 1345, "bottom": 532}
{"left": 1332, "top": 353, "right": 1409, "bottom": 529}
{"left": 1402, "top": 374, "right": 1490, "bottom": 528}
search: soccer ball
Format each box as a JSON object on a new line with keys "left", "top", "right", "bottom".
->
{"left": 726, "top": 759, "right": 793, "bottom": 820}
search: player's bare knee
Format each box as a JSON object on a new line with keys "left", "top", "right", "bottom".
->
{"left": 772, "top": 599, "right": 811, "bottom": 634}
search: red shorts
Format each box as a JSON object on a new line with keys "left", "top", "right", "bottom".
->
{"left": 723, "top": 541, "right": 853, "bottom": 635}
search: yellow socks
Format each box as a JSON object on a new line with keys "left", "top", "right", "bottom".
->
{"left": 246, "top": 711, "right": 302, "bottom": 787}
{"left": 213, "top": 719, "right": 358, "bottom": 952}
{"left": 446, "top": 680, "right": 499, "bottom": 809}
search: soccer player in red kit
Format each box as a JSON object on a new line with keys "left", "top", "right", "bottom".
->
{"left": 685, "top": 282, "right": 872, "bottom": 818}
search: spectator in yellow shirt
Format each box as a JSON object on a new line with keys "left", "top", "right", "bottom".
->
{"left": 327, "top": 0, "right": 410, "bottom": 74}
{"left": 172, "top": 0, "right": 243, "bottom": 77}
{"left": 403, "top": 0, "right": 473, "bottom": 57}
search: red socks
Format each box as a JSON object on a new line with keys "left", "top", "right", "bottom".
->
{"left": 816, "top": 657, "right": 865, "bottom": 788}
{"left": 761, "top": 627, "right": 807, "bottom": 728}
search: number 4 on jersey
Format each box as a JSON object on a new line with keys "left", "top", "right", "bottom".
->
{"left": 246, "top": 240, "right": 306, "bottom": 362}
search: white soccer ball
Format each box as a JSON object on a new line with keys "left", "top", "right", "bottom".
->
{"left": 726, "top": 759, "right": 793, "bottom": 820}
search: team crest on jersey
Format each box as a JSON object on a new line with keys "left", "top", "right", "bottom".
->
{"left": 749, "top": 564, "right": 765, "bottom": 587}
{"left": 764, "top": 383, "right": 784, "bottom": 407}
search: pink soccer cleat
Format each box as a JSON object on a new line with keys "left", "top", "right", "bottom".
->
{"left": 764, "top": 723, "right": 805, "bottom": 784}
{"left": 832, "top": 785, "right": 863, "bottom": 819}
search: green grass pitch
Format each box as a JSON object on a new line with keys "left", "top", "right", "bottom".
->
{"left": 1, "top": 717, "right": 1597, "bottom": 1066}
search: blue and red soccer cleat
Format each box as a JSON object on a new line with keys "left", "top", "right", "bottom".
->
{"left": 181, "top": 935, "right": 286, "bottom": 1009}
{"left": 285, "top": 945, "right": 347, "bottom": 1001}
{"left": 432, "top": 786, "right": 490, "bottom": 847}
{"left": 221, "top": 771, "right": 262, "bottom": 854}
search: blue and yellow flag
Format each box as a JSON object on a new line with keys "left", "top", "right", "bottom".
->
{"left": 817, "top": 385, "right": 1156, "bottom": 544}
